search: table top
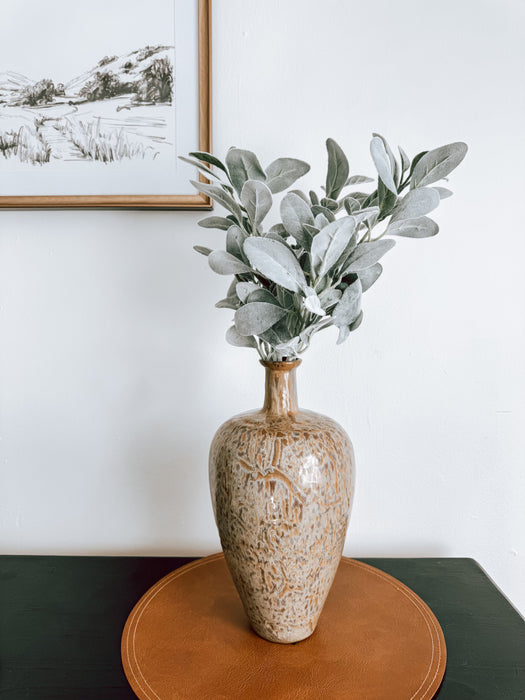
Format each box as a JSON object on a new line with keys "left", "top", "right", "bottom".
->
{"left": 1, "top": 555, "right": 524, "bottom": 699}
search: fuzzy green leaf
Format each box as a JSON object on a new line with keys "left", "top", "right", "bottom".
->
{"left": 215, "top": 295, "right": 240, "bottom": 309}
{"left": 325, "top": 138, "right": 350, "bottom": 199}
{"left": 370, "top": 137, "right": 397, "bottom": 194}
{"left": 411, "top": 142, "right": 468, "bottom": 188}
{"left": 434, "top": 187, "right": 453, "bottom": 199}
{"left": 236, "top": 281, "right": 259, "bottom": 302}
{"left": 193, "top": 245, "right": 212, "bottom": 257}
{"left": 241, "top": 180, "right": 272, "bottom": 227}
{"left": 350, "top": 310, "right": 363, "bottom": 330}
{"left": 319, "top": 287, "right": 342, "bottom": 310}
{"left": 386, "top": 216, "right": 439, "bottom": 238}
{"left": 289, "top": 189, "right": 310, "bottom": 204}
{"left": 226, "top": 225, "right": 247, "bottom": 260}
{"left": 280, "top": 192, "right": 314, "bottom": 248}
{"left": 244, "top": 237, "right": 307, "bottom": 292}
{"left": 320, "top": 197, "right": 339, "bottom": 211}
{"left": 378, "top": 177, "right": 397, "bottom": 218}
{"left": 265, "top": 158, "right": 311, "bottom": 193}
{"left": 198, "top": 216, "right": 233, "bottom": 231}
{"left": 398, "top": 146, "right": 410, "bottom": 177}
{"left": 303, "top": 288, "right": 326, "bottom": 316}
{"left": 304, "top": 224, "right": 320, "bottom": 237}
{"left": 311, "top": 217, "right": 356, "bottom": 278}
{"left": 409, "top": 151, "right": 428, "bottom": 177}
{"left": 343, "top": 197, "right": 361, "bottom": 215}
{"left": 226, "top": 326, "right": 257, "bottom": 348}
{"left": 189, "top": 151, "right": 229, "bottom": 176}
{"left": 345, "top": 175, "right": 374, "bottom": 186}
{"left": 269, "top": 223, "right": 288, "bottom": 237}
{"left": 190, "top": 180, "right": 242, "bottom": 221}
{"left": 373, "top": 133, "right": 399, "bottom": 187}
{"left": 311, "top": 205, "right": 336, "bottom": 222}
{"left": 246, "top": 288, "right": 280, "bottom": 304}
{"left": 314, "top": 213, "right": 330, "bottom": 230}
{"left": 208, "top": 250, "right": 252, "bottom": 275}
{"left": 178, "top": 156, "right": 223, "bottom": 183}
{"left": 390, "top": 187, "right": 440, "bottom": 222}
{"left": 234, "top": 302, "right": 288, "bottom": 336}
{"left": 358, "top": 263, "right": 383, "bottom": 292}
{"left": 352, "top": 207, "right": 380, "bottom": 228}
{"left": 226, "top": 148, "right": 266, "bottom": 195}
{"left": 337, "top": 309, "right": 364, "bottom": 344}
{"left": 344, "top": 239, "right": 396, "bottom": 273}
{"left": 333, "top": 278, "right": 362, "bottom": 328}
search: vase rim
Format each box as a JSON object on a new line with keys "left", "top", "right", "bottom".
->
{"left": 259, "top": 359, "right": 302, "bottom": 371}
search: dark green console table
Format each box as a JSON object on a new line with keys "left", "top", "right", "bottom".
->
{"left": 1, "top": 556, "right": 523, "bottom": 699}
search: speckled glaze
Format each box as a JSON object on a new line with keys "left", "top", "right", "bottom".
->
{"left": 209, "top": 360, "right": 355, "bottom": 643}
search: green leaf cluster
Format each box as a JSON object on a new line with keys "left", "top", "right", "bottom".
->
{"left": 185, "top": 137, "right": 467, "bottom": 360}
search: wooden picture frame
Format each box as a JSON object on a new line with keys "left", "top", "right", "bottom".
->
{"left": 0, "top": 0, "right": 211, "bottom": 209}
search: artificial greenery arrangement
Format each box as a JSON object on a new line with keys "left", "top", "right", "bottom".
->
{"left": 184, "top": 135, "right": 467, "bottom": 360}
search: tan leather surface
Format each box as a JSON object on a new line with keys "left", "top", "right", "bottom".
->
{"left": 121, "top": 554, "right": 446, "bottom": 699}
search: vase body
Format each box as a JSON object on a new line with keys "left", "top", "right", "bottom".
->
{"left": 209, "top": 360, "right": 355, "bottom": 643}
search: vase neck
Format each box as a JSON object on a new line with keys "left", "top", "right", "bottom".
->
{"left": 261, "top": 360, "right": 300, "bottom": 416}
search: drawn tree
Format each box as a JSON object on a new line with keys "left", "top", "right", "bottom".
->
{"left": 20, "top": 79, "right": 56, "bottom": 106}
{"left": 98, "top": 55, "right": 118, "bottom": 67}
{"left": 79, "top": 71, "right": 125, "bottom": 102}
{"left": 136, "top": 45, "right": 167, "bottom": 62}
{"left": 136, "top": 58, "right": 173, "bottom": 103}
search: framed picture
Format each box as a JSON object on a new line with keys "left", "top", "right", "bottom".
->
{"left": 0, "top": 0, "right": 211, "bottom": 209}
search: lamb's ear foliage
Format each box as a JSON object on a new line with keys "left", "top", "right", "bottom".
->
{"left": 198, "top": 216, "right": 234, "bottom": 231}
{"left": 241, "top": 180, "right": 273, "bottom": 229}
{"left": 280, "top": 192, "right": 314, "bottom": 249}
{"left": 370, "top": 137, "right": 397, "bottom": 195}
{"left": 325, "top": 138, "right": 350, "bottom": 200}
{"left": 410, "top": 142, "right": 468, "bottom": 188}
{"left": 265, "top": 158, "right": 310, "bottom": 193}
{"left": 244, "top": 238, "right": 308, "bottom": 293}
{"left": 188, "top": 150, "right": 229, "bottom": 175}
{"left": 190, "top": 180, "right": 243, "bottom": 222}
{"left": 226, "top": 148, "right": 267, "bottom": 196}
{"left": 188, "top": 136, "right": 467, "bottom": 361}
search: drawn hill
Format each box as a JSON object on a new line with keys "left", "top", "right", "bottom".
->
{"left": 0, "top": 72, "right": 33, "bottom": 104}
{"left": 0, "top": 45, "right": 174, "bottom": 106}
{"left": 66, "top": 45, "right": 174, "bottom": 104}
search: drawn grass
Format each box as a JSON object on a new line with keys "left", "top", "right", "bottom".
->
{"left": 0, "top": 130, "right": 19, "bottom": 157}
{"left": 57, "top": 117, "right": 156, "bottom": 162}
{"left": 0, "top": 124, "right": 51, "bottom": 164}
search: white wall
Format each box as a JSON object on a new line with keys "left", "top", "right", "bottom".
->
{"left": 1, "top": 0, "right": 524, "bottom": 614}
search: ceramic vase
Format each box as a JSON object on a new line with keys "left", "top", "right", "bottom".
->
{"left": 209, "top": 359, "right": 355, "bottom": 643}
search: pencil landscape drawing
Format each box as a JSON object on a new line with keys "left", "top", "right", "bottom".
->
{"left": 0, "top": 45, "right": 174, "bottom": 166}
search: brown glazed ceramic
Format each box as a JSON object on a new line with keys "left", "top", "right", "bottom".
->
{"left": 209, "top": 360, "right": 355, "bottom": 643}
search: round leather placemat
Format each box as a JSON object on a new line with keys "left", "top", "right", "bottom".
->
{"left": 122, "top": 553, "right": 446, "bottom": 700}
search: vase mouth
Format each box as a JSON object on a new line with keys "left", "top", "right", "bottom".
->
{"left": 259, "top": 359, "right": 302, "bottom": 371}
